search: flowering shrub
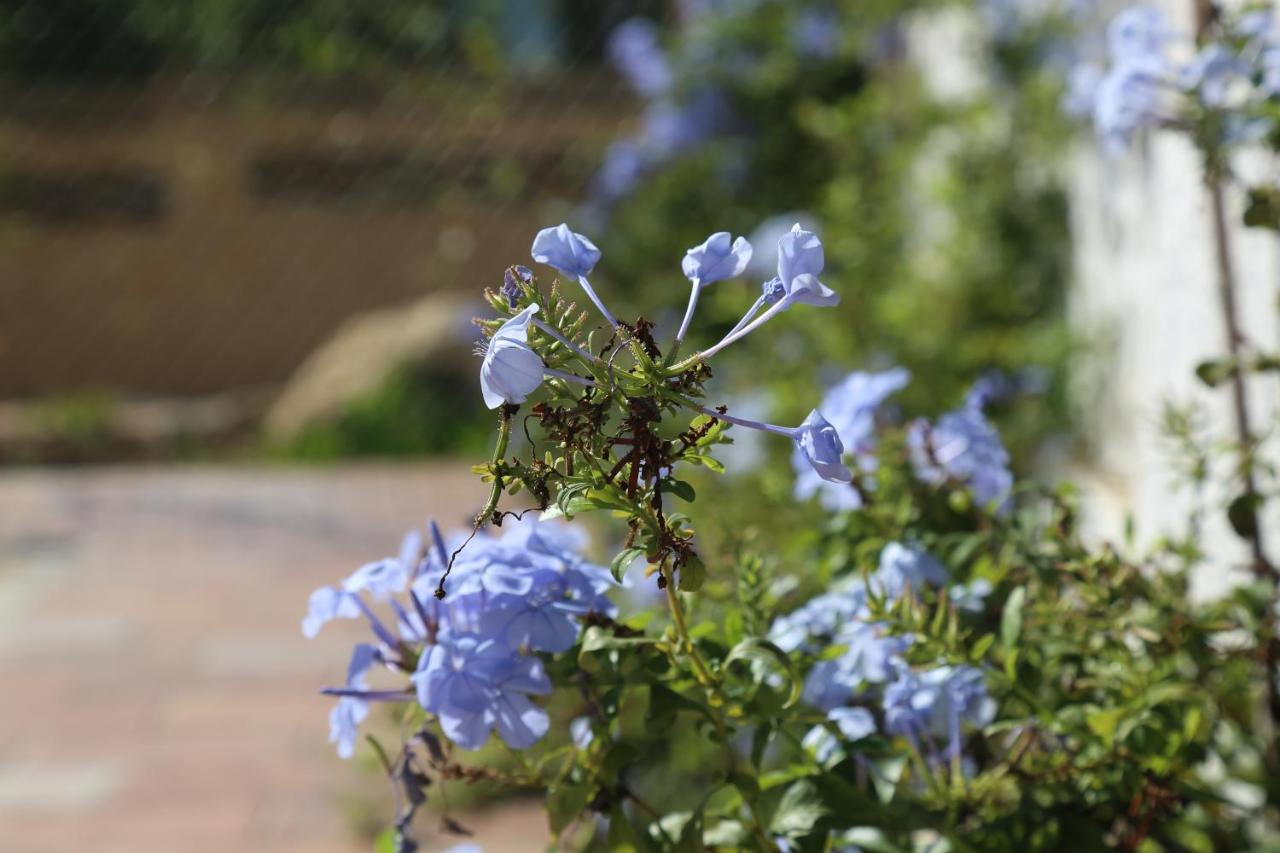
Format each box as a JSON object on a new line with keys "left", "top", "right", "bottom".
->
{"left": 305, "top": 217, "right": 1276, "bottom": 850}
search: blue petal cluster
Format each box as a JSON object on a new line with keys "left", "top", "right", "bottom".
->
{"left": 771, "top": 541, "right": 962, "bottom": 750}
{"left": 907, "top": 392, "right": 1013, "bottom": 511}
{"left": 883, "top": 664, "right": 997, "bottom": 760}
{"left": 304, "top": 517, "right": 616, "bottom": 756}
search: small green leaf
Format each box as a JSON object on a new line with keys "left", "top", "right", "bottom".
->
{"left": 611, "top": 547, "right": 648, "bottom": 583}
{"left": 769, "top": 780, "right": 829, "bottom": 837}
{"left": 679, "top": 554, "right": 707, "bottom": 592}
{"left": 725, "top": 638, "right": 803, "bottom": 709}
{"left": 1001, "top": 586, "right": 1026, "bottom": 649}
{"left": 665, "top": 479, "right": 697, "bottom": 502}
{"left": 1227, "top": 492, "right": 1263, "bottom": 540}
{"left": 547, "top": 782, "right": 595, "bottom": 835}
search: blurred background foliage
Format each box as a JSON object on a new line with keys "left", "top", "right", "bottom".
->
{"left": 0, "top": 0, "right": 1077, "bottom": 472}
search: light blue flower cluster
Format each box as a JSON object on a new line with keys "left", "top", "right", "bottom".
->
{"left": 489, "top": 221, "right": 856, "bottom": 488}
{"left": 907, "top": 394, "right": 1014, "bottom": 511}
{"left": 771, "top": 542, "right": 996, "bottom": 765}
{"left": 788, "top": 370, "right": 1014, "bottom": 512}
{"left": 303, "top": 516, "right": 616, "bottom": 755}
{"left": 1068, "top": 5, "right": 1280, "bottom": 151}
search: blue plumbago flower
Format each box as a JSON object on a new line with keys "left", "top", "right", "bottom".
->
{"left": 793, "top": 368, "right": 911, "bottom": 511}
{"left": 501, "top": 265, "right": 532, "bottom": 309}
{"left": 325, "top": 643, "right": 384, "bottom": 759}
{"left": 530, "top": 224, "right": 617, "bottom": 326}
{"left": 302, "top": 586, "right": 361, "bottom": 639}
{"left": 908, "top": 404, "right": 1013, "bottom": 511}
{"left": 413, "top": 634, "right": 552, "bottom": 750}
{"left": 607, "top": 18, "right": 673, "bottom": 98}
{"left": 480, "top": 304, "right": 545, "bottom": 409}
{"left": 870, "top": 542, "right": 949, "bottom": 601}
{"left": 677, "top": 232, "right": 753, "bottom": 342}
{"left": 761, "top": 276, "right": 787, "bottom": 304}
{"left": 1106, "top": 5, "right": 1176, "bottom": 64}
{"left": 701, "top": 224, "right": 838, "bottom": 359}
{"left": 480, "top": 565, "right": 615, "bottom": 653}
{"left": 793, "top": 409, "right": 853, "bottom": 485}
{"left": 1092, "top": 55, "right": 1167, "bottom": 152}
{"left": 803, "top": 622, "right": 913, "bottom": 711}
{"left": 828, "top": 706, "right": 876, "bottom": 741}
{"left": 329, "top": 696, "right": 369, "bottom": 759}
{"left": 950, "top": 578, "right": 994, "bottom": 614}
{"left": 344, "top": 528, "right": 422, "bottom": 600}
{"left": 883, "top": 665, "right": 996, "bottom": 760}
{"left": 769, "top": 579, "right": 869, "bottom": 653}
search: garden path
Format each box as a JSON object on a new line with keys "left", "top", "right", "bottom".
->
{"left": 0, "top": 463, "right": 546, "bottom": 852}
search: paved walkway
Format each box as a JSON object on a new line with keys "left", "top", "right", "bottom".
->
{"left": 0, "top": 464, "right": 547, "bottom": 852}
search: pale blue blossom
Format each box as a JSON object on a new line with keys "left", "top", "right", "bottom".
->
{"left": 302, "top": 586, "right": 361, "bottom": 638}
{"left": 1092, "top": 56, "right": 1167, "bottom": 152}
{"left": 570, "top": 716, "right": 595, "bottom": 749}
{"left": 413, "top": 635, "right": 552, "bottom": 750}
{"left": 793, "top": 368, "right": 910, "bottom": 511}
{"left": 480, "top": 305, "right": 545, "bottom": 409}
{"left": 883, "top": 665, "right": 996, "bottom": 759}
{"left": 677, "top": 232, "right": 753, "bottom": 342}
{"left": 531, "top": 224, "right": 617, "bottom": 326}
{"left": 1106, "top": 5, "right": 1175, "bottom": 64}
{"left": 908, "top": 404, "right": 1013, "bottom": 511}
{"left": 769, "top": 579, "right": 869, "bottom": 653}
{"left": 950, "top": 578, "right": 994, "bottom": 614}
{"left": 828, "top": 706, "right": 876, "bottom": 741}
{"left": 329, "top": 697, "right": 369, "bottom": 759}
{"left": 793, "top": 409, "right": 853, "bottom": 484}
{"left": 870, "top": 542, "right": 949, "bottom": 600}
{"left": 803, "top": 622, "right": 913, "bottom": 711}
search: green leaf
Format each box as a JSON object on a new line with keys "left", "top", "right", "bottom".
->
{"left": 1086, "top": 707, "right": 1124, "bottom": 745}
{"left": 685, "top": 453, "right": 726, "bottom": 473}
{"left": 1001, "top": 586, "right": 1026, "bottom": 649}
{"left": 679, "top": 554, "right": 707, "bottom": 592}
{"left": 547, "top": 782, "right": 595, "bottom": 835}
{"left": 702, "top": 820, "right": 748, "bottom": 847}
{"left": 580, "top": 626, "right": 659, "bottom": 654}
{"left": 1194, "top": 358, "right": 1236, "bottom": 388}
{"left": 611, "top": 547, "right": 648, "bottom": 583}
{"left": 769, "top": 780, "right": 829, "bottom": 837}
{"left": 970, "top": 633, "right": 996, "bottom": 662}
{"left": 724, "top": 638, "right": 803, "bottom": 709}
{"left": 1227, "top": 492, "right": 1263, "bottom": 540}
{"left": 665, "top": 478, "right": 697, "bottom": 502}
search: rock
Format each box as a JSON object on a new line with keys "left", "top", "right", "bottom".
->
{"left": 264, "top": 292, "right": 480, "bottom": 438}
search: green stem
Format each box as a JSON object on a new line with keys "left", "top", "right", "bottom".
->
{"left": 474, "top": 404, "right": 516, "bottom": 528}
{"left": 663, "top": 565, "right": 717, "bottom": 690}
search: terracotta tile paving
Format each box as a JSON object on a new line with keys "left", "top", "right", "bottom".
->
{"left": 0, "top": 464, "right": 549, "bottom": 852}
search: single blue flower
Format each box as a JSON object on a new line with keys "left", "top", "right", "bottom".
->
{"left": 908, "top": 405, "right": 1013, "bottom": 511}
{"left": 883, "top": 665, "right": 996, "bottom": 759}
{"left": 530, "top": 224, "right": 617, "bottom": 326}
{"left": 792, "top": 409, "right": 853, "bottom": 484}
{"left": 676, "top": 232, "right": 752, "bottom": 342}
{"left": 761, "top": 277, "right": 787, "bottom": 304}
{"left": 682, "top": 232, "right": 753, "bottom": 286}
{"left": 343, "top": 528, "right": 421, "bottom": 600}
{"left": 593, "top": 140, "right": 649, "bottom": 203}
{"left": 776, "top": 223, "right": 825, "bottom": 295}
{"left": 329, "top": 697, "right": 369, "bottom": 759}
{"left": 413, "top": 635, "right": 552, "bottom": 750}
{"left": 828, "top": 706, "right": 876, "bottom": 741}
{"left": 531, "top": 224, "right": 600, "bottom": 279}
{"left": 793, "top": 368, "right": 910, "bottom": 511}
{"left": 480, "top": 304, "right": 545, "bottom": 409}
{"left": 302, "top": 586, "right": 361, "bottom": 638}
{"left": 871, "top": 542, "right": 949, "bottom": 600}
